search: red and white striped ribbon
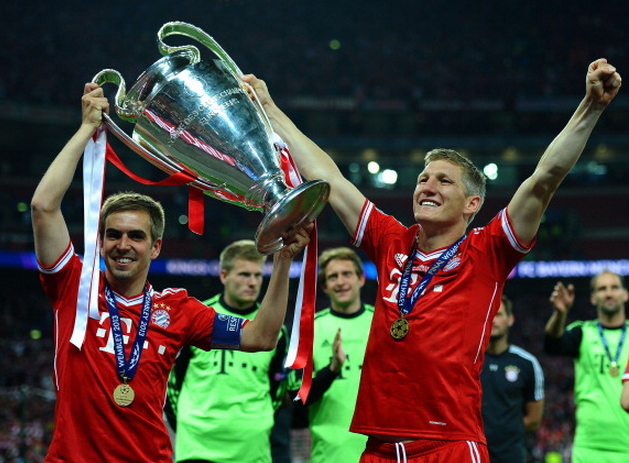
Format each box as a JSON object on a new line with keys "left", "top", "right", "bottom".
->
{"left": 275, "top": 134, "right": 317, "bottom": 403}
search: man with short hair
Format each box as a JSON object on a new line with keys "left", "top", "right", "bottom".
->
{"left": 294, "top": 247, "right": 374, "bottom": 463}
{"left": 31, "top": 82, "right": 311, "bottom": 463}
{"left": 481, "top": 294, "right": 544, "bottom": 463}
{"left": 243, "top": 58, "right": 621, "bottom": 461}
{"left": 545, "top": 271, "right": 629, "bottom": 462}
{"left": 167, "top": 239, "right": 291, "bottom": 463}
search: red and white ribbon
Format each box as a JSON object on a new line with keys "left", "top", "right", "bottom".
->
{"left": 71, "top": 128, "right": 107, "bottom": 349}
{"left": 274, "top": 134, "right": 318, "bottom": 403}
{"left": 71, "top": 128, "right": 318, "bottom": 403}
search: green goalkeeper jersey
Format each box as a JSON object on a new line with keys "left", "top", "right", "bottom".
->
{"left": 309, "top": 305, "right": 374, "bottom": 463}
{"left": 570, "top": 320, "right": 629, "bottom": 460}
{"left": 167, "top": 294, "right": 288, "bottom": 463}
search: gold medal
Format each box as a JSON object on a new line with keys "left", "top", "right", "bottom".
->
{"left": 390, "top": 317, "right": 409, "bottom": 340}
{"left": 113, "top": 382, "right": 136, "bottom": 407}
{"left": 610, "top": 363, "right": 620, "bottom": 377}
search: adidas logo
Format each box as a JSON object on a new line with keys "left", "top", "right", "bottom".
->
{"left": 394, "top": 253, "right": 406, "bottom": 267}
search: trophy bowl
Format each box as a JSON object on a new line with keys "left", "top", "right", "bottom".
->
{"left": 93, "top": 22, "right": 329, "bottom": 254}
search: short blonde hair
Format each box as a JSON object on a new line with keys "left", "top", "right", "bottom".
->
{"left": 220, "top": 240, "right": 266, "bottom": 272}
{"left": 99, "top": 191, "right": 165, "bottom": 243}
{"left": 424, "top": 148, "right": 486, "bottom": 223}
{"left": 318, "top": 247, "right": 364, "bottom": 282}
{"left": 590, "top": 269, "right": 626, "bottom": 292}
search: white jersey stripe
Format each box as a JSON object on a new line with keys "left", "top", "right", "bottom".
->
{"left": 53, "top": 310, "right": 60, "bottom": 391}
{"left": 509, "top": 344, "right": 546, "bottom": 400}
{"left": 500, "top": 209, "right": 531, "bottom": 254}
{"left": 38, "top": 244, "right": 74, "bottom": 274}
{"left": 475, "top": 282, "right": 499, "bottom": 364}
{"left": 353, "top": 201, "right": 373, "bottom": 248}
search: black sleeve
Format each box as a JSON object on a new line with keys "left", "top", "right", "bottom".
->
{"left": 290, "top": 363, "right": 341, "bottom": 428}
{"left": 164, "top": 345, "right": 193, "bottom": 431}
{"left": 304, "top": 365, "right": 340, "bottom": 406}
{"left": 269, "top": 325, "right": 289, "bottom": 410}
{"left": 291, "top": 397, "right": 310, "bottom": 429}
{"left": 543, "top": 325, "right": 583, "bottom": 357}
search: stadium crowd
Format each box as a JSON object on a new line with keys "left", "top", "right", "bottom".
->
{"left": 1, "top": 1, "right": 626, "bottom": 108}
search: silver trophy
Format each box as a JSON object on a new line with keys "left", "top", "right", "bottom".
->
{"left": 93, "top": 21, "right": 329, "bottom": 254}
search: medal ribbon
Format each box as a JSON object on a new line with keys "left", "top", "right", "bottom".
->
{"left": 397, "top": 234, "right": 466, "bottom": 316}
{"left": 105, "top": 284, "right": 152, "bottom": 381}
{"left": 597, "top": 321, "right": 627, "bottom": 369}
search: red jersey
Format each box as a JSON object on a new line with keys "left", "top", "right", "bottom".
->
{"left": 39, "top": 244, "right": 219, "bottom": 463}
{"left": 350, "top": 201, "right": 531, "bottom": 443}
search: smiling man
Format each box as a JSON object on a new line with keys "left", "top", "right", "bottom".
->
{"left": 545, "top": 272, "right": 629, "bottom": 462}
{"left": 243, "top": 57, "right": 622, "bottom": 462}
{"left": 292, "top": 247, "right": 374, "bottom": 463}
{"left": 99, "top": 199, "right": 163, "bottom": 289}
{"left": 30, "top": 83, "right": 311, "bottom": 463}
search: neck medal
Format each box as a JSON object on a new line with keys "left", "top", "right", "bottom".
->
{"left": 610, "top": 361, "right": 620, "bottom": 377}
{"left": 597, "top": 321, "right": 626, "bottom": 378}
{"left": 113, "top": 380, "right": 136, "bottom": 407}
{"left": 394, "top": 234, "right": 465, "bottom": 341}
{"left": 105, "top": 283, "right": 152, "bottom": 407}
{"left": 390, "top": 317, "right": 410, "bottom": 340}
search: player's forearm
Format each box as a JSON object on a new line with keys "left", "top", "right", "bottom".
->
{"left": 523, "top": 412, "right": 542, "bottom": 432}
{"left": 305, "top": 366, "right": 339, "bottom": 405}
{"left": 523, "top": 417, "right": 541, "bottom": 432}
{"left": 265, "top": 104, "right": 344, "bottom": 183}
{"left": 32, "top": 125, "right": 94, "bottom": 214}
{"left": 544, "top": 309, "right": 568, "bottom": 338}
{"left": 533, "top": 98, "right": 603, "bottom": 192}
{"left": 523, "top": 400, "right": 544, "bottom": 431}
{"left": 241, "top": 254, "right": 292, "bottom": 351}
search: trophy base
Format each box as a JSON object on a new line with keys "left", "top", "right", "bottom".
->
{"left": 255, "top": 180, "right": 330, "bottom": 255}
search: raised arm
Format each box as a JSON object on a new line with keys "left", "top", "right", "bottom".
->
{"left": 545, "top": 281, "right": 575, "bottom": 338}
{"left": 240, "top": 222, "right": 314, "bottom": 351}
{"left": 31, "top": 83, "right": 109, "bottom": 266}
{"left": 242, "top": 74, "right": 366, "bottom": 236}
{"left": 508, "top": 58, "right": 622, "bottom": 246}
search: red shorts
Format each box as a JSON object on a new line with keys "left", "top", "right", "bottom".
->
{"left": 359, "top": 438, "right": 489, "bottom": 463}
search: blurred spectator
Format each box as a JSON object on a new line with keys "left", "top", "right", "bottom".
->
{"left": 544, "top": 273, "right": 629, "bottom": 462}
{"left": 481, "top": 294, "right": 545, "bottom": 463}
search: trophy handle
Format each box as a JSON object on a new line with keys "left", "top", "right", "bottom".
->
{"left": 92, "top": 69, "right": 138, "bottom": 121}
{"left": 157, "top": 21, "right": 275, "bottom": 137}
{"left": 90, "top": 69, "right": 181, "bottom": 174}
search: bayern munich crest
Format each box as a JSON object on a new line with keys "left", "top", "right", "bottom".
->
{"left": 443, "top": 256, "right": 462, "bottom": 272}
{"left": 505, "top": 366, "right": 520, "bottom": 382}
{"left": 151, "top": 308, "right": 171, "bottom": 329}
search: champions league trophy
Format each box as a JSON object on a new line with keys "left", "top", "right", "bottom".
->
{"left": 93, "top": 21, "right": 329, "bottom": 254}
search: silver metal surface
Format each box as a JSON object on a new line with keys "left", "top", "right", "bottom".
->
{"left": 92, "top": 22, "right": 329, "bottom": 254}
